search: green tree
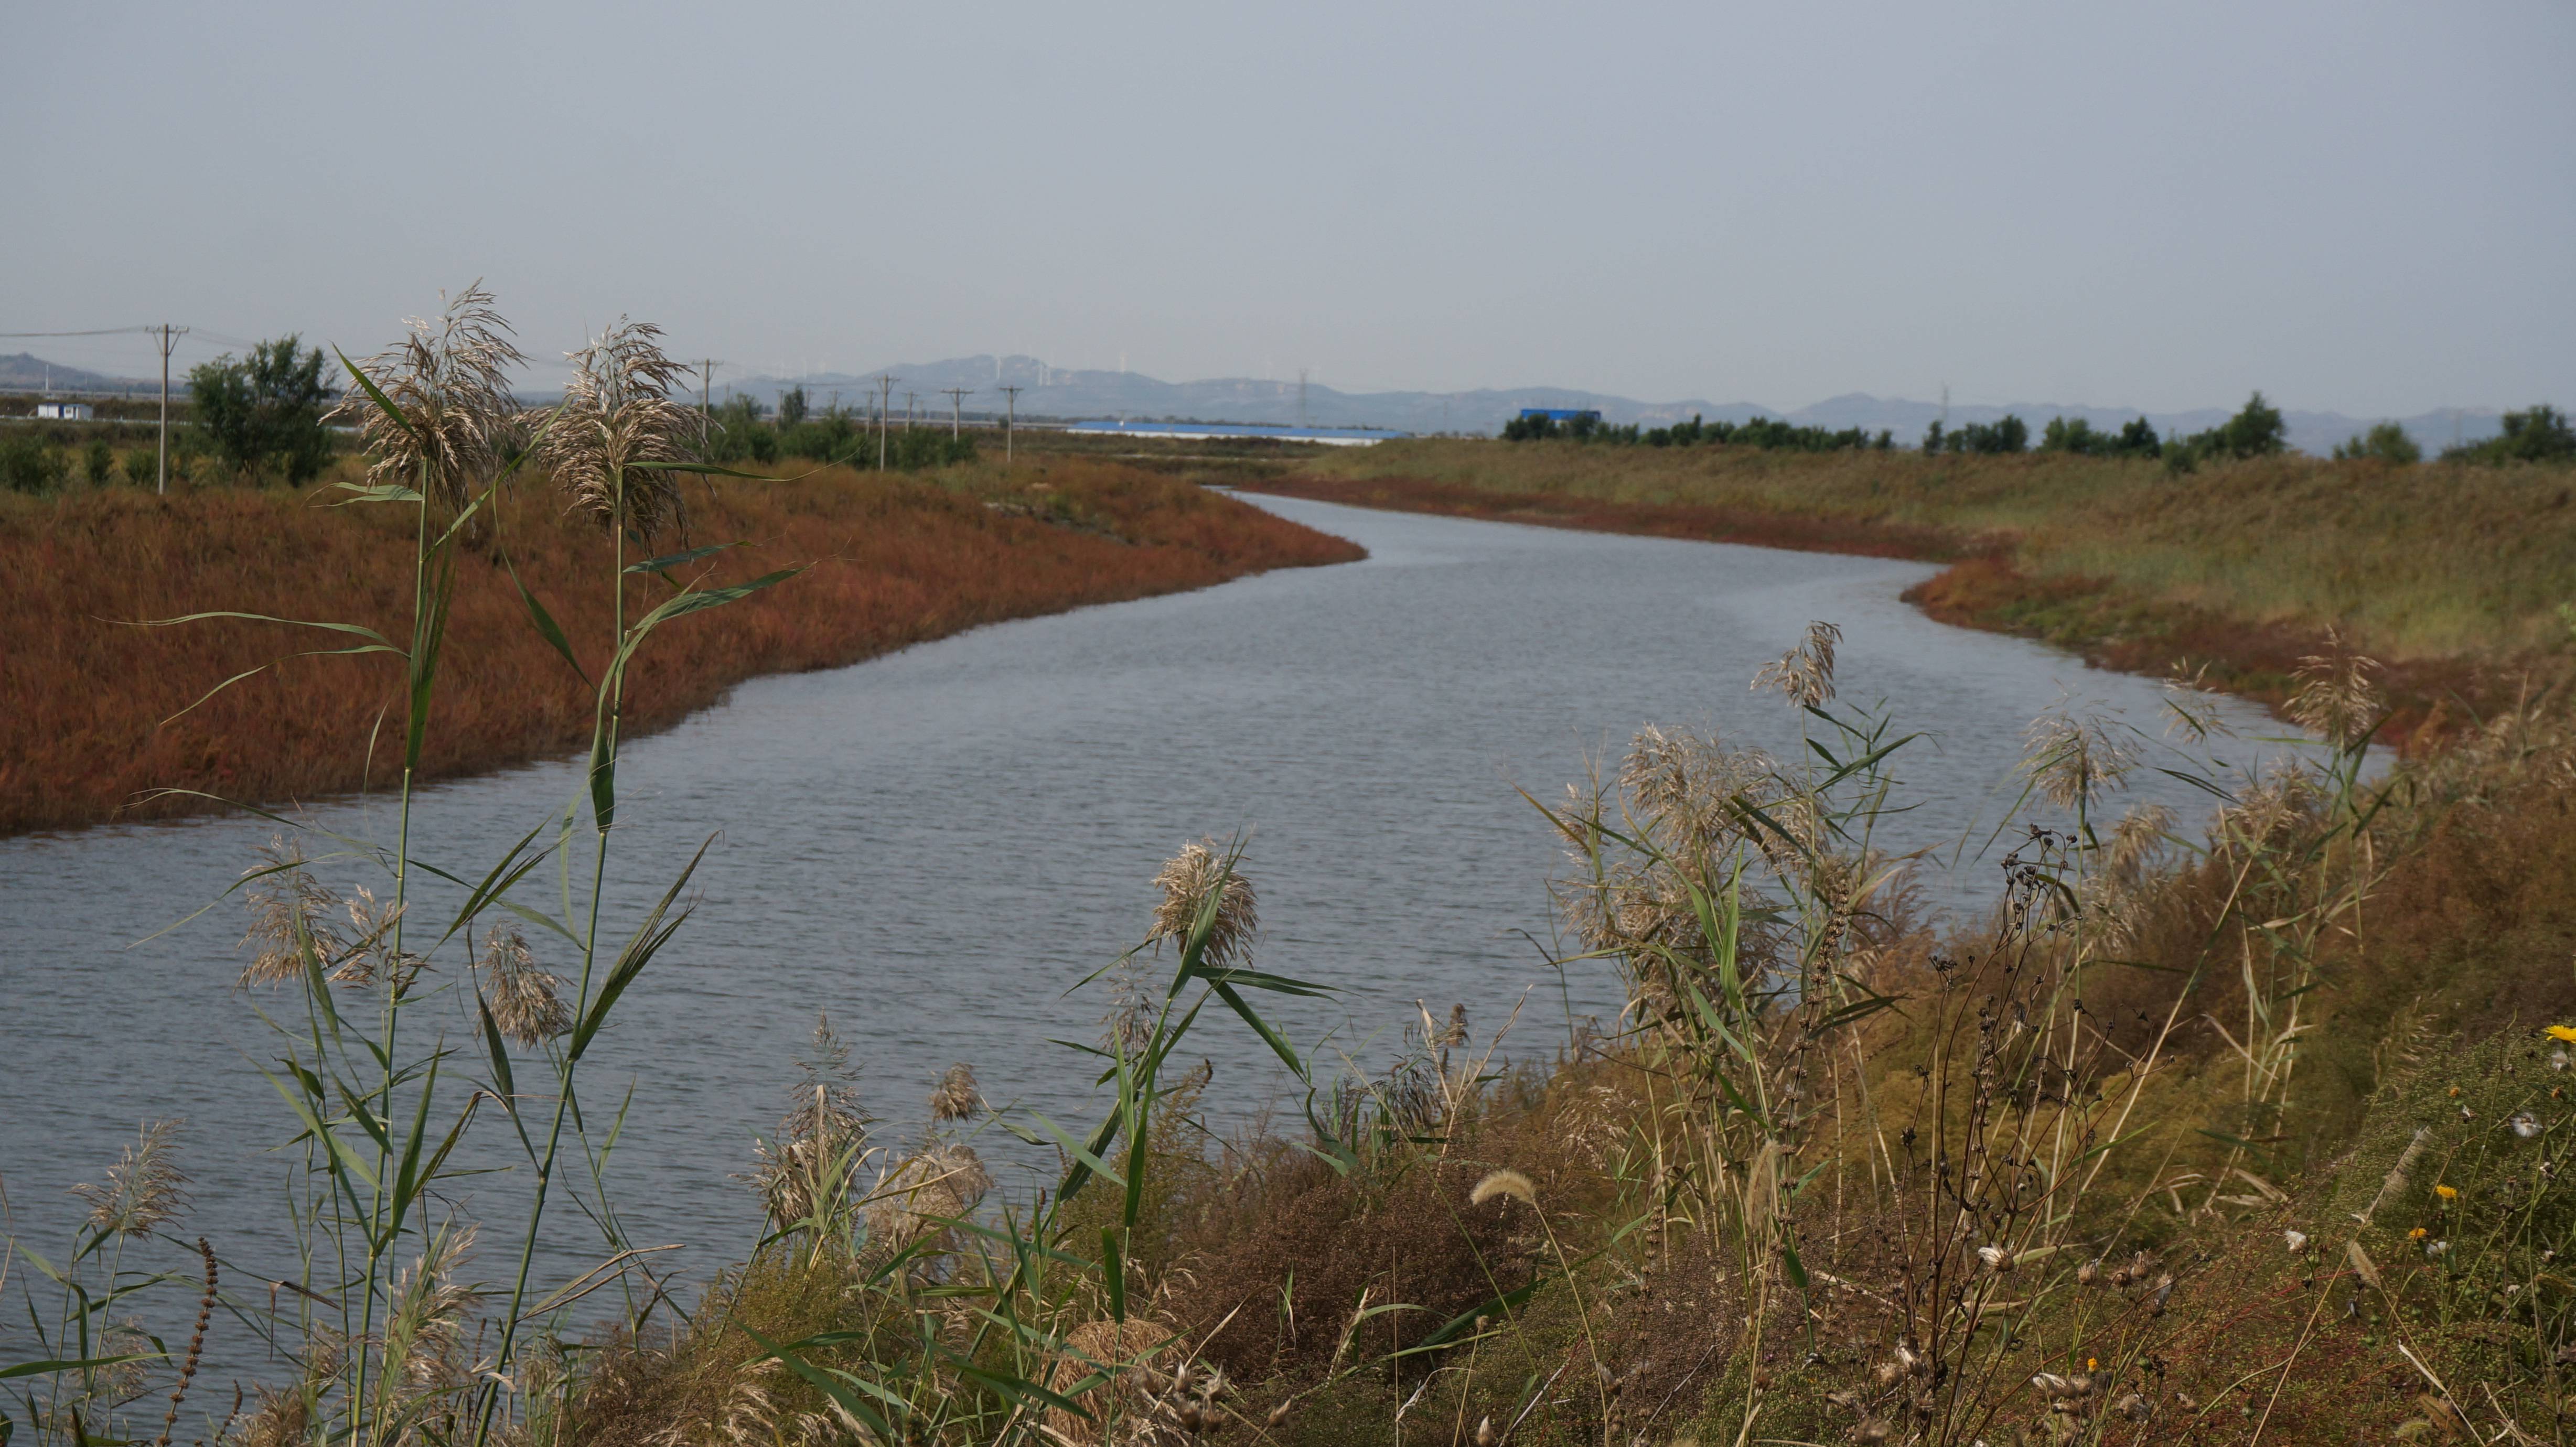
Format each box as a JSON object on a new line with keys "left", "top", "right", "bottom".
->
{"left": 83, "top": 437, "right": 116, "bottom": 486}
{"left": 2333, "top": 422, "right": 2421, "bottom": 465}
{"left": 778, "top": 385, "right": 809, "bottom": 428}
{"left": 2115, "top": 416, "right": 2162, "bottom": 458}
{"left": 2213, "top": 390, "right": 2288, "bottom": 459}
{"left": 188, "top": 336, "right": 337, "bottom": 484}
{"left": 1920, "top": 419, "right": 1946, "bottom": 453}
{"left": 122, "top": 448, "right": 156, "bottom": 487}
{"left": 2445, "top": 405, "right": 2575, "bottom": 465}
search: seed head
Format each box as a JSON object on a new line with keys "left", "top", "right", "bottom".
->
{"left": 1147, "top": 838, "right": 1258, "bottom": 974}
{"left": 478, "top": 925, "right": 571, "bottom": 1046}
{"left": 2021, "top": 700, "right": 2139, "bottom": 811}
{"left": 529, "top": 318, "right": 695, "bottom": 543}
{"left": 929, "top": 1062, "right": 982, "bottom": 1122}
{"left": 2283, "top": 1229, "right": 2309, "bottom": 1254}
{"left": 72, "top": 1120, "right": 191, "bottom": 1237}
{"left": 2285, "top": 629, "right": 2381, "bottom": 750}
{"left": 239, "top": 837, "right": 348, "bottom": 988}
{"left": 2511, "top": 1113, "right": 2542, "bottom": 1139}
{"left": 1753, "top": 620, "right": 1842, "bottom": 708}
{"left": 330, "top": 282, "right": 524, "bottom": 512}
{"left": 1471, "top": 1169, "right": 1538, "bottom": 1208}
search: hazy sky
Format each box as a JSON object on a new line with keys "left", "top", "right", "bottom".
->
{"left": 7, "top": 1, "right": 2571, "bottom": 415}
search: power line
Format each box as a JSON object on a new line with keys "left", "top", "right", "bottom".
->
{"left": 0, "top": 326, "right": 156, "bottom": 338}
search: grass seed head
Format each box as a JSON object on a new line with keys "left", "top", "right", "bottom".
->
{"left": 238, "top": 837, "right": 347, "bottom": 988}
{"left": 1147, "top": 838, "right": 1258, "bottom": 975}
{"left": 530, "top": 317, "right": 696, "bottom": 543}
{"left": 2021, "top": 701, "right": 2140, "bottom": 811}
{"left": 478, "top": 924, "right": 571, "bottom": 1046}
{"left": 1471, "top": 1169, "right": 1538, "bottom": 1208}
{"left": 928, "top": 1061, "right": 982, "bottom": 1122}
{"left": 330, "top": 282, "right": 524, "bottom": 512}
{"left": 2287, "top": 628, "right": 2382, "bottom": 749}
{"left": 1753, "top": 619, "right": 1842, "bottom": 707}
{"left": 72, "top": 1119, "right": 190, "bottom": 1237}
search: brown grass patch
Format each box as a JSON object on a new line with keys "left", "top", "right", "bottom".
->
{"left": 0, "top": 460, "right": 1361, "bottom": 835}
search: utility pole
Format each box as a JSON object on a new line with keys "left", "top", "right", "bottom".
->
{"left": 152, "top": 323, "right": 189, "bottom": 495}
{"left": 1298, "top": 368, "right": 1308, "bottom": 429}
{"left": 904, "top": 391, "right": 919, "bottom": 428}
{"left": 694, "top": 360, "right": 722, "bottom": 450}
{"left": 940, "top": 386, "right": 971, "bottom": 439}
{"left": 998, "top": 385, "right": 1023, "bottom": 463}
{"left": 876, "top": 374, "right": 896, "bottom": 470}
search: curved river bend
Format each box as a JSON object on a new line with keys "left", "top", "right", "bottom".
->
{"left": 1, "top": 493, "right": 2317, "bottom": 1294}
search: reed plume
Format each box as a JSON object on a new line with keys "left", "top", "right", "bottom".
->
{"left": 1147, "top": 839, "right": 1258, "bottom": 974}
{"left": 71, "top": 1120, "right": 191, "bottom": 1237}
{"left": 529, "top": 318, "right": 696, "bottom": 543}
{"left": 2288, "top": 627, "right": 2382, "bottom": 749}
{"left": 928, "top": 1061, "right": 983, "bottom": 1123}
{"left": 2020, "top": 700, "right": 2139, "bottom": 811}
{"left": 749, "top": 1013, "right": 875, "bottom": 1234}
{"left": 477, "top": 924, "right": 571, "bottom": 1046}
{"left": 1753, "top": 619, "right": 1842, "bottom": 707}
{"left": 239, "top": 837, "right": 348, "bottom": 988}
{"left": 329, "top": 282, "right": 525, "bottom": 511}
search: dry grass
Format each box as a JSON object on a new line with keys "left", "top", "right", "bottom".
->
{"left": 0, "top": 458, "right": 1359, "bottom": 835}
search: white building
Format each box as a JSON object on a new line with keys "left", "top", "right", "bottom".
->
{"left": 34, "top": 401, "right": 94, "bottom": 421}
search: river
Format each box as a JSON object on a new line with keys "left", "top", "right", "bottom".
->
{"left": 0, "top": 492, "right": 2321, "bottom": 1314}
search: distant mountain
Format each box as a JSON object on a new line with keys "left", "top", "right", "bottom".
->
{"left": 729, "top": 357, "right": 2514, "bottom": 458}
{"left": 0, "top": 353, "right": 158, "bottom": 395}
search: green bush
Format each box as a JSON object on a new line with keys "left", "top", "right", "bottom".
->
{"left": 122, "top": 447, "right": 156, "bottom": 488}
{"left": 2334, "top": 421, "right": 2422, "bottom": 465}
{"left": 83, "top": 437, "right": 115, "bottom": 487}
{"left": 187, "top": 335, "right": 337, "bottom": 484}
{"left": 2446, "top": 405, "right": 2576, "bottom": 466}
{"left": 0, "top": 433, "right": 67, "bottom": 493}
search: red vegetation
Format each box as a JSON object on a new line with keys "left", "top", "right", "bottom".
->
{"left": 1, "top": 461, "right": 1361, "bottom": 835}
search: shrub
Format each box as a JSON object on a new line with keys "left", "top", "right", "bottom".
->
{"left": 2334, "top": 420, "right": 2422, "bottom": 465}
{"left": 0, "top": 433, "right": 66, "bottom": 493}
{"left": 2446, "top": 404, "right": 2576, "bottom": 465}
{"left": 82, "top": 438, "right": 115, "bottom": 487}
{"left": 121, "top": 447, "right": 156, "bottom": 488}
{"left": 186, "top": 335, "right": 337, "bottom": 485}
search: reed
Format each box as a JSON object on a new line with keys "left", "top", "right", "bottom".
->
{"left": 0, "top": 455, "right": 1359, "bottom": 836}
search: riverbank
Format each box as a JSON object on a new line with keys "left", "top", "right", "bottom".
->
{"left": 1244, "top": 440, "right": 2576, "bottom": 742}
{"left": 0, "top": 458, "right": 1361, "bottom": 835}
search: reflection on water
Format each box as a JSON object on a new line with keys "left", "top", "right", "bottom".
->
{"left": 0, "top": 492, "right": 2331, "bottom": 1303}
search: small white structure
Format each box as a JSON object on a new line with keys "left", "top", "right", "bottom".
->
{"left": 34, "top": 401, "right": 94, "bottom": 421}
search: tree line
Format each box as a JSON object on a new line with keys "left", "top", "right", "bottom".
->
{"left": 1493, "top": 389, "right": 2574, "bottom": 471}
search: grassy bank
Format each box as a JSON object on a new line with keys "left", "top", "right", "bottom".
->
{"left": 1247, "top": 440, "right": 2576, "bottom": 737}
{"left": 0, "top": 457, "right": 1359, "bottom": 835}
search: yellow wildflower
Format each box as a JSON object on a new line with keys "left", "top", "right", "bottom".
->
{"left": 2435, "top": 1184, "right": 2458, "bottom": 1200}
{"left": 2409, "top": 1227, "right": 2428, "bottom": 1239}
{"left": 2548, "top": 1024, "right": 2576, "bottom": 1043}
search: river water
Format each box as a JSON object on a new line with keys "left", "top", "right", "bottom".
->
{"left": 1, "top": 492, "right": 2316, "bottom": 1309}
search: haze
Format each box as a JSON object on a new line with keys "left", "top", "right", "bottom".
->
{"left": 7, "top": 0, "right": 2571, "bottom": 417}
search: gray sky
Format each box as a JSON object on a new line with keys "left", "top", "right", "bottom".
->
{"left": 7, "top": 1, "right": 2571, "bottom": 416}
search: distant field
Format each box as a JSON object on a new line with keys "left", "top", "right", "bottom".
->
{"left": 0, "top": 458, "right": 1360, "bottom": 835}
{"left": 1250, "top": 439, "right": 2576, "bottom": 733}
